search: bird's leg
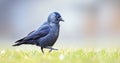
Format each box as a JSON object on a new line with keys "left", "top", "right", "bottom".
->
{"left": 49, "top": 48, "right": 58, "bottom": 52}
{"left": 46, "top": 46, "right": 58, "bottom": 52}
{"left": 41, "top": 47, "right": 44, "bottom": 54}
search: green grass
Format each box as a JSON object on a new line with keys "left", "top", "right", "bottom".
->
{"left": 0, "top": 48, "right": 120, "bottom": 63}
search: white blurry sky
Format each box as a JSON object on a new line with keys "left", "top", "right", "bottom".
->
{"left": 0, "top": 0, "right": 120, "bottom": 49}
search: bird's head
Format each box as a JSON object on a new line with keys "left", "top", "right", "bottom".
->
{"left": 48, "top": 12, "right": 64, "bottom": 24}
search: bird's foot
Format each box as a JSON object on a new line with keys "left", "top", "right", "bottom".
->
{"left": 49, "top": 48, "right": 58, "bottom": 52}
{"left": 46, "top": 46, "right": 58, "bottom": 52}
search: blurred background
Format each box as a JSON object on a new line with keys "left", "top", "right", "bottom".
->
{"left": 0, "top": 0, "right": 120, "bottom": 49}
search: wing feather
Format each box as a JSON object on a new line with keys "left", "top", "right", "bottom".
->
{"left": 15, "top": 23, "right": 50, "bottom": 43}
{"left": 24, "top": 26, "right": 50, "bottom": 41}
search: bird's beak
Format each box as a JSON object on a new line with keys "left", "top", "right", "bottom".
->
{"left": 59, "top": 17, "right": 64, "bottom": 22}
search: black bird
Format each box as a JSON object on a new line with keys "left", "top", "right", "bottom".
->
{"left": 13, "top": 12, "right": 64, "bottom": 53}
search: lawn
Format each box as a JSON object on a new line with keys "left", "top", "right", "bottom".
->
{"left": 0, "top": 48, "right": 120, "bottom": 63}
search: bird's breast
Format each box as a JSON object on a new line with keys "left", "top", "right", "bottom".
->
{"left": 46, "top": 25, "right": 59, "bottom": 40}
{"left": 38, "top": 24, "right": 60, "bottom": 46}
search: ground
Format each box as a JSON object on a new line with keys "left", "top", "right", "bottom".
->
{"left": 0, "top": 48, "right": 120, "bottom": 63}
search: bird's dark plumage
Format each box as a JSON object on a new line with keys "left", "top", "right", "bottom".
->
{"left": 13, "top": 12, "right": 64, "bottom": 53}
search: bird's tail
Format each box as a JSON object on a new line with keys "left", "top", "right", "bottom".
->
{"left": 12, "top": 38, "right": 25, "bottom": 46}
{"left": 12, "top": 41, "right": 36, "bottom": 46}
{"left": 12, "top": 42, "right": 23, "bottom": 46}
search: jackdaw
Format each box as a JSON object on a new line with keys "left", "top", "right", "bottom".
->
{"left": 12, "top": 12, "right": 64, "bottom": 53}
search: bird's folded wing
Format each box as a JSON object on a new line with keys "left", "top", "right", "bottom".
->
{"left": 18, "top": 26, "right": 50, "bottom": 42}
